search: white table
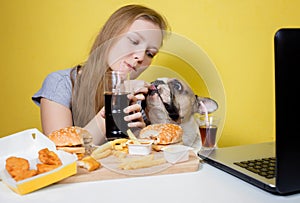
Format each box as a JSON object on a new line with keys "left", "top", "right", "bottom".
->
{"left": 1, "top": 163, "right": 300, "bottom": 203}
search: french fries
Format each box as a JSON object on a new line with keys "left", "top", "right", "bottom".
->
{"left": 91, "top": 138, "right": 128, "bottom": 159}
{"left": 118, "top": 154, "right": 166, "bottom": 170}
{"left": 111, "top": 138, "right": 128, "bottom": 153}
{"left": 127, "top": 129, "right": 140, "bottom": 144}
{"left": 91, "top": 148, "right": 112, "bottom": 160}
{"left": 112, "top": 150, "right": 127, "bottom": 159}
{"left": 91, "top": 142, "right": 112, "bottom": 159}
{"left": 111, "top": 138, "right": 128, "bottom": 147}
{"left": 90, "top": 137, "right": 166, "bottom": 171}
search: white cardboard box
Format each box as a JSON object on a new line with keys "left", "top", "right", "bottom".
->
{"left": 0, "top": 128, "right": 77, "bottom": 195}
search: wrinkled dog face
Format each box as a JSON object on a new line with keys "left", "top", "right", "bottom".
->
{"left": 143, "top": 78, "right": 218, "bottom": 125}
{"left": 142, "top": 78, "right": 218, "bottom": 149}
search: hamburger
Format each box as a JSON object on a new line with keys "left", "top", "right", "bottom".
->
{"left": 48, "top": 126, "right": 93, "bottom": 159}
{"left": 139, "top": 123, "right": 183, "bottom": 151}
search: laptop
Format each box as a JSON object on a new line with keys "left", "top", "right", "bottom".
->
{"left": 198, "top": 28, "right": 300, "bottom": 195}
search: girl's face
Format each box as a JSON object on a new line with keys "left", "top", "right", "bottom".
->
{"left": 108, "top": 19, "right": 163, "bottom": 79}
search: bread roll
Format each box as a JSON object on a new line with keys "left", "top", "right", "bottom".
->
{"left": 48, "top": 126, "right": 84, "bottom": 147}
{"left": 139, "top": 123, "right": 183, "bottom": 145}
{"left": 48, "top": 126, "right": 94, "bottom": 158}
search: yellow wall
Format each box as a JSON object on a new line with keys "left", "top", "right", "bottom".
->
{"left": 1, "top": 0, "right": 300, "bottom": 147}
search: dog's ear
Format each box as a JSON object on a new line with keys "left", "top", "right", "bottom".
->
{"left": 195, "top": 96, "right": 218, "bottom": 114}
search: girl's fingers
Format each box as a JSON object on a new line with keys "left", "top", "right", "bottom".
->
{"left": 124, "top": 111, "right": 143, "bottom": 122}
{"left": 124, "top": 111, "right": 146, "bottom": 128}
{"left": 134, "top": 87, "right": 148, "bottom": 95}
{"left": 128, "top": 121, "right": 146, "bottom": 128}
{"left": 127, "top": 93, "right": 145, "bottom": 103}
{"left": 124, "top": 104, "right": 141, "bottom": 114}
{"left": 134, "top": 93, "right": 145, "bottom": 100}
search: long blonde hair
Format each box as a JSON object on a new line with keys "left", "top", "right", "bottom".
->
{"left": 72, "top": 4, "right": 170, "bottom": 127}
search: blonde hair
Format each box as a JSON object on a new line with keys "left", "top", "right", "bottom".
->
{"left": 72, "top": 4, "right": 170, "bottom": 127}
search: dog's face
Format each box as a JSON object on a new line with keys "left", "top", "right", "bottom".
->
{"left": 143, "top": 78, "right": 218, "bottom": 125}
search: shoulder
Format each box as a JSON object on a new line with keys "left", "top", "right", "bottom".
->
{"left": 44, "top": 68, "right": 73, "bottom": 83}
{"left": 32, "top": 68, "right": 75, "bottom": 108}
{"left": 42, "top": 68, "right": 75, "bottom": 90}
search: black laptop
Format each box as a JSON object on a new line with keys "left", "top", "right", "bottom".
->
{"left": 198, "top": 28, "right": 300, "bottom": 195}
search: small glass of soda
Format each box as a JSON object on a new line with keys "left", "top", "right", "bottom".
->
{"left": 196, "top": 115, "right": 220, "bottom": 149}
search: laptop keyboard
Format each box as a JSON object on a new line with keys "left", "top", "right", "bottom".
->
{"left": 234, "top": 157, "right": 276, "bottom": 179}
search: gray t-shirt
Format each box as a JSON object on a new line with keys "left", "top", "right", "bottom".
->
{"left": 32, "top": 67, "right": 150, "bottom": 126}
{"left": 32, "top": 68, "right": 74, "bottom": 109}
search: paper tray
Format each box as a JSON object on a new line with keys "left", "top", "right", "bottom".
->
{"left": 0, "top": 128, "right": 77, "bottom": 195}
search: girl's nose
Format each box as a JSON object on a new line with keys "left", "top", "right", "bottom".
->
{"left": 133, "top": 50, "right": 145, "bottom": 62}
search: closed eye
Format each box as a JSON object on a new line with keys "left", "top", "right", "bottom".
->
{"left": 127, "top": 36, "right": 139, "bottom": 45}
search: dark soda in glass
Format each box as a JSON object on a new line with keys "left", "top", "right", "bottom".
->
{"left": 105, "top": 93, "right": 129, "bottom": 141}
{"left": 199, "top": 125, "right": 218, "bottom": 148}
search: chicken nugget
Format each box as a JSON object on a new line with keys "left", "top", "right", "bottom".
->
{"left": 6, "top": 156, "right": 30, "bottom": 177}
{"left": 13, "top": 169, "right": 38, "bottom": 181}
{"left": 36, "top": 163, "right": 60, "bottom": 174}
{"left": 38, "top": 148, "right": 62, "bottom": 166}
{"left": 77, "top": 156, "right": 101, "bottom": 172}
{"left": 5, "top": 156, "right": 37, "bottom": 181}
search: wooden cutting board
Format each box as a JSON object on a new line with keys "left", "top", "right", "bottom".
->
{"left": 58, "top": 151, "right": 200, "bottom": 184}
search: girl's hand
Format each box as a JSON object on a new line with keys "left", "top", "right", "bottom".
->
{"left": 123, "top": 87, "right": 148, "bottom": 128}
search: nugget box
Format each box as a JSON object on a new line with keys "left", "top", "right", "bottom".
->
{"left": 0, "top": 128, "right": 77, "bottom": 195}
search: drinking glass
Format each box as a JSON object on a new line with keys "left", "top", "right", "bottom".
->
{"left": 104, "top": 71, "right": 130, "bottom": 141}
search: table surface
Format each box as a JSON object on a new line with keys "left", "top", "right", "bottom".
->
{"left": 1, "top": 162, "right": 300, "bottom": 203}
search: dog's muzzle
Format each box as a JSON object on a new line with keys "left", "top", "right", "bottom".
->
{"left": 148, "top": 80, "right": 165, "bottom": 96}
{"left": 146, "top": 80, "right": 180, "bottom": 122}
{"left": 148, "top": 84, "right": 159, "bottom": 96}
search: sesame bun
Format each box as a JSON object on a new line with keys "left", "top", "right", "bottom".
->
{"left": 139, "top": 123, "right": 183, "bottom": 151}
{"left": 48, "top": 126, "right": 84, "bottom": 147}
{"left": 48, "top": 126, "right": 90, "bottom": 158}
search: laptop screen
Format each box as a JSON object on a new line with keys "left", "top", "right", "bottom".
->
{"left": 275, "top": 28, "right": 300, "bottom": 194}
{"left": 198, "top": 28, "right": 300, "bottom": 195}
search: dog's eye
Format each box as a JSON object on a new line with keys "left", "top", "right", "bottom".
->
{"left": 174, "top": 81, "right": 182, "bottom": 91}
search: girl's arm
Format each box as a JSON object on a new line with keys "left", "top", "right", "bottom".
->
{"left": 84, "top": 110, "right": 107, "bottom": 145}
{"left": 40, "top": 98, "right": 73, "bottom": 135}
{"left": 41, "top": 98, "right": 107, "bottom": 146}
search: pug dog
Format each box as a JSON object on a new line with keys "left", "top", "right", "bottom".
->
{"left": 141, "top": 78, "right": 218, "bottom": 150}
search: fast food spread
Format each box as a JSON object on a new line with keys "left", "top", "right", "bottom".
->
{"left": 87, "top": 124, "right": 186, "bottom": 173}
{"left": 1, "top": 126, "right": 197, "bottom": 194}
{"left": 43, "top": 123, "right": 187, "bottom": 174}
{"left": 4, "top": 124, "right": 188, "bottom": 178}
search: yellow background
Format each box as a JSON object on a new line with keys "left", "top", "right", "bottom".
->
{"left": 1, "top": 0, "right": 299, "bottom": 147}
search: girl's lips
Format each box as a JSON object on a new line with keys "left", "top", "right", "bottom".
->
{"left": 124, "top": 61, "right": 136, "bottom": 71}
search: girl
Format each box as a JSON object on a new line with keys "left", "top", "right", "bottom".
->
{"left": 32, "top": 4, "right": 170, "bottom": 145}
